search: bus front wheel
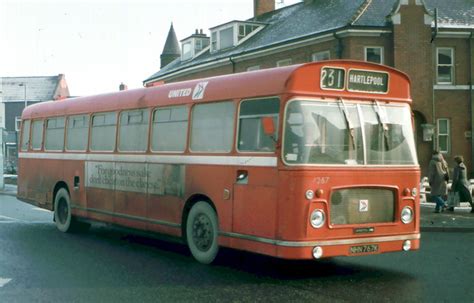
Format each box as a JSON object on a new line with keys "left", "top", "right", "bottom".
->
{"left": 186, "top": 201, "right": 219, "bottom": 264}
{"left": 54, "top": 188, "right": 76, "bottom": 233}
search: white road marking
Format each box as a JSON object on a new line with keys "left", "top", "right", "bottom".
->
{"left": 0, "top": 278, "right": 12, "bottom": 288}
{"left": 0, "top": 215, "right": 19, "bottom": 222}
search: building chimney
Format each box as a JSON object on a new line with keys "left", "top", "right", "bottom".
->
{"left": 254, "top": 0, "right": 275, "bottom": 18}
{"left": 119, "top": 83, "right": 128, "bottom": 91}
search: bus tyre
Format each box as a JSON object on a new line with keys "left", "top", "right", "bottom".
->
{"left": 186, "top": 202, "right": 219, "bottom": 264}
{"left": 54, "top": 188, "right": 76, "bottom": 233}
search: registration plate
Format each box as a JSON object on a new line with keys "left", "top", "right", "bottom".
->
{"left": 350, "top": 244, "right": 379, "bottom": 254}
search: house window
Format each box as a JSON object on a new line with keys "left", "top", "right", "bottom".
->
{"left": 437, "top": 119, "right": 450, "bottom": 154}
{"left": 365, "top": 47, "right": 383, "bottom": 64}
{"left": 182, "top": 41, "right": 193, "bottom": 61}
{"left": 312, "top": 51, "right": 330, "bottom": 62}
{"left": 211, "top": 31, "right": 217, "bottom": 52}
{"left": 210, "top": 22, "right": 263, "bottom": 53}
{"left": 247, "top": 65, "right": 260, "bottom": 71}
{"left": 238, "top": 24, "right": 258, "bottom": 41}
{"left": 15, "top": 116, "right": 22, "bottom": 131}
{"left": 277, "top": 59, "right": 292, "bottom": 67}
{"left": 219, "top": 27, "right": 234, "bottom": 50}
{"left": 437, "top": 48, "right": 454, "bottom": 84}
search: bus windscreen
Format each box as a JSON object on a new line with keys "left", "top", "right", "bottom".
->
{"left": 283, "top": 100, "right": 417, "bottom": 165}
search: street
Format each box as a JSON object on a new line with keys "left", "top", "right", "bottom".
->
{"left": 1, "top": 195, "right": 473, "bottom": 302}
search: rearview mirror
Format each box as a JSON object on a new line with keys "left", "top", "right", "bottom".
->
{"left": 261, "top": 117, "right": 275, "bottom": 136}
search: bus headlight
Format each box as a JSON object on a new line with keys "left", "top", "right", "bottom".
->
{"left": 310, "top": 209, "right": 325, "bottom": 228}
{"left": 401, "top": 206, "right": 413, "bottom": 224}
{"left": 305, "top": 190, "right": 315, "bottom": 200}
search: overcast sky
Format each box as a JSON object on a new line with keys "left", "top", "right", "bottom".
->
{"left": 0, "top": 0, "right": 300, "bottom": 97}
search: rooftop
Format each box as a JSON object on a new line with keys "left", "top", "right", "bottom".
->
{"left": 0, "top": 75, "right": 69, "bottom": 102}
{"left": 145, "top": 0, "right": 474, "bottom": 84}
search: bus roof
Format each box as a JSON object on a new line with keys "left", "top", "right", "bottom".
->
{"left": 22, "top": 60, "right": 411, "bottom": 119}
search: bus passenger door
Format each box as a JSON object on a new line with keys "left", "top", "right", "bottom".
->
{"left": 232, "top": 167, "right": 278, "bottom": 239}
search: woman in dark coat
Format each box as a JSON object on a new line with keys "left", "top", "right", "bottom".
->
{"left": 451, "top": 155, "right": 474, "bottom": 213}
{"left": 428, "top": 151, "right": 449, "bottom": 213}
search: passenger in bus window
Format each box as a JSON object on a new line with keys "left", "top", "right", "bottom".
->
{"left": 428, "top": 150, "right": 449, "bottom": 213}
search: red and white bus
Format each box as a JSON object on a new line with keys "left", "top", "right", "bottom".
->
{"left": 18, "top": 60, "right": 420, "bottom": 264}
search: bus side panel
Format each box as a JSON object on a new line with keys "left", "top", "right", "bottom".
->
{"left": 114, "top": 191, "right": 147, "bottom": 230}
{"left": 185, "top": 165, "right": 235, "bottom": 233}
{"left": 60, "top": 159, "right": 88, "bottom": 217}
{"left": 232, "top": 167, "right": 279, "bottom": 239}
{"left": 85, "top": 188, "right": 115, "bottom": 224}
{"left": 147, "top": 195, "right": 183, "bottom": 236}
{"left": 21, "top": 158, "right": 64, "bottom": 210}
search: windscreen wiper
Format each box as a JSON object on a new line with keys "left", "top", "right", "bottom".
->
{"left": 338, "top": 98, "right": 356, "bottom": 150}
{"left": 373, "top": 100, "right": 390, "bottom": 150}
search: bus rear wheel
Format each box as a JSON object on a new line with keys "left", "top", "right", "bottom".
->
{"left": 186, "top": 201, "right": 219, "bottom": 264}
{"left": 54, "top": 188, "right": 78, "bottom": 233}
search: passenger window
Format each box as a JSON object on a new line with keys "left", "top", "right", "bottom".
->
{"left": 238, "top": 98, "right": 279, "bottom": 152}
{"left": 190, "top": 101, "right": 235, "bottom": 152}
{"left": 20, "top": 120, "right": 31, "bottom": 151}
{"left": 119, "top": 109, "right": 149, "bottom": 152}
{"left": 31, "top": 120, "right": 44, "bottom": 150}
{"left": 66, "top": 115, "right": 90, "bottom": 151}
{"left": 151, "top": 106, "right": 189, "bottom": 152}
{"left": 90, "top": 112, "right": 117, "bottom": 151}
{"left": 45, "top": 117, "right": 65, "bottom": 151}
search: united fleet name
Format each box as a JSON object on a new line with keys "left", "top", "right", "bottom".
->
{"left": 168, "top": 88, "right": 192, "bottom": 98}
{"left": 349, "top": 74, "right": 384, "bottom": 86}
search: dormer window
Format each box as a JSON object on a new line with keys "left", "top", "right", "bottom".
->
{"left": 210, "top": 21, "right": 265, "bottom": 53}
{"left": 181, "top": 29, "right": 210, "bottom": 61}
{"left": 238, "top": 24, "right": 260, "bottom": 41}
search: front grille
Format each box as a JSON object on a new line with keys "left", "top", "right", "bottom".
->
{"left": 330, "top": 188, "right": 395, "bottom": 225}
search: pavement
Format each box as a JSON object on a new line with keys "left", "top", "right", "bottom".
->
{"left": 1, "top": 183, "right": 473, "bottom": 232}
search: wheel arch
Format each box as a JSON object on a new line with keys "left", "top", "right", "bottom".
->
{"left": 52, "top": 181, "right": 70, "bottom": 211}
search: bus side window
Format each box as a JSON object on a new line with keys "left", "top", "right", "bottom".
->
{"left": 90, "top": 112, "right": 117, "bottom": 152}
{"left": 66, "top": 115, "right": 90, "bottom": 151}
{"left": 190, "top": 101, "right": 235, "bottom": 152}
{"left": 151, "top": 106, "right": 189, "bottom": 152}
{"left": 31, "top": 120, "right": 44, "bottom": 151}
{"left": 119, "top": 109, "right": 149, "bottom": 152}
{"left": 238, "top": 97, "right": 279, "bottom": 152}
{"left": 45, "top": 117, "right": 65, "bottom": 151}
{"left": 20, "top": 120, "right": 31, "bottom": 151}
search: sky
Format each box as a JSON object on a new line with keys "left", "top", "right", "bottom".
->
{"left": 0, "top": 0, "right": 300, "bottom": 97}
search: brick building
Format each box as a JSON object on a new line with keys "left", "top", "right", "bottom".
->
{"left": 144, "top": 0, "right": 474, "bottom": 177}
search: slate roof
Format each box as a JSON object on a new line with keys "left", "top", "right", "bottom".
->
{"left": 0, "top": 76, "right": 62, "bottom": 102}
{"left": 425, "top": 0, "right": 474, "bottom": 29}
{"left": 145, "top": 0, "right": 474, "bottom": 83}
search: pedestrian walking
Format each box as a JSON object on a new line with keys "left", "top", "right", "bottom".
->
{"left": 428, "top": 151, "right": 449, "bottom": 213}
{"left": 451, "top": 155, "right": 474, "bottom": 213}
